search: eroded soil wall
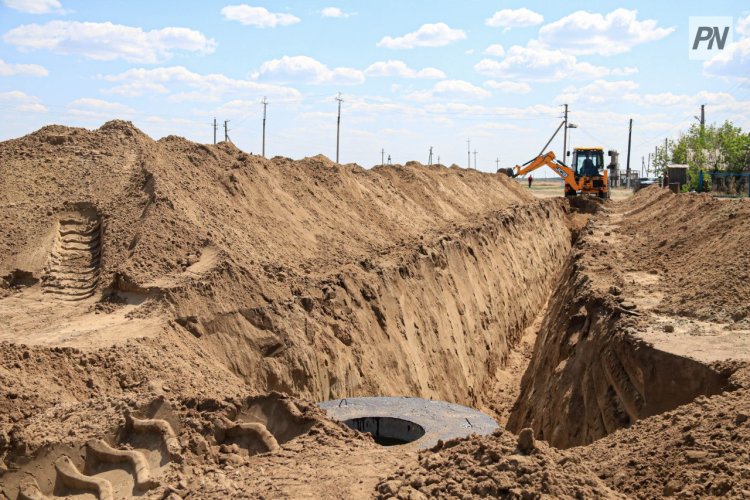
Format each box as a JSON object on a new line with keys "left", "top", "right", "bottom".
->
{"left": 507, "top": 224, "right": 731, "bottom": 448}
{"left": 186, "top": 199, "right": 572, "bottom": 407}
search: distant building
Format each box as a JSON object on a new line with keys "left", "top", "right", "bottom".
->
{"left": 687, "top": 148, "right": 726, "bottom": 170}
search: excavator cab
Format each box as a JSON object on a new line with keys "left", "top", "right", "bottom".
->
{"left": 571, "top": 147, "right": 608, "bottom": 198}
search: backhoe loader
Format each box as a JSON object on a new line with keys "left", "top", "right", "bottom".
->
{"left": 501, "top": 148, "right": 609, "bottom": 198}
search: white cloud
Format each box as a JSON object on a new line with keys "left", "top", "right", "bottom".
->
{"left": 0, "top": 90, "right": 46, "bottom": 112}
{"left": 0, "top": 58, "right": 48, "bottom": 77}
{"left": 556, "top": 79, "right": 640, "bottom": 104}
{"left": 738, "top": 14, "right": 750, "bottom": 37}
{"left": 406, "top": 80, "right": 491, "bottom": 102}
{"left": 68, "top": 97, "right": 134, "bottom": 118}
{"left": 253, "top": 55, "right": 364, "bottom": 85}
{"left": 485, "top": 8, "right": 543, "bottom": 30}
{"left": 221, "top": 4, "right": 300, "bottom": 28}
{"left": 102, "top": 66, "right": 301, "bottom": 101}
{"left": 377, "top": 23, "right": 466, "bottom": 49}
{"left": 703, "top": 37, "right": 750, "bottom": 82}
{"left": 538, "top": 9, "right": 674, "bottom": 56}
{"left": 611, "top": 66, "right": 639, "bottom": 76}
{"left": 483, "top": 80, "right": 531, "bottom": 94}
{"left": 484, "top": 44, "right": 505, "bottom": 57}
{"left": 364, "top": 60, "right": 445, "bottom": 79}
{"left": 3, "top": 21, "right": 216, "bottom": 63}
{"left": 321, "top": 7, "right": 353, "bottom": 18}
{"left": 3, "top": 0, "right": 64, "bottom": 14}
{"left": 474, "top": 43, "right": 615, "bottom": 82}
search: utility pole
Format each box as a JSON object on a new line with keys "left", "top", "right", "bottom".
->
{"left": 563, "top": 104, "right": 569, "bottom": 159}
{"left": 335, "top": 92, "right": 343, "bottom": 163}
{"left": 647, "top": 153, "right": 651, "bottom": 174}
{"left": 261, "top": 97, "right": 268, "bottom": 158}
{"left": 664, "top": 138, "right": 669, "bottom": 166}
{"left": 213, "top": 118, "right": 217, "bottom": 145}
{"left": 428, "top": 146, "right": 433, "bottom": 166}
{"left": 641, "top": 156, "right": 645, "bottom": 177}
{"left": 626, "top": 118, "right": 633, "bottom": 188}
{"left": 496, "top": 158, "right": 499, "bottom": 171}
{"left": 473, "top": 149, "right": 478, "bottom": 170}
{"left": 437, "top": 155, "right": 440, "bottom": 165}
{"left": 700, "top": 104, "right": 705, "bottom": 135}
{"left": 223, "top": 120, "right": 230, "bottom": 142}
{"left": 467, "top": 138, "right": 471, "bottom": 169}
{"left": 381, "top": 148, "right": 385, "bottom": 167}
{"left": 387, "top": 154, "right": 392, "bottom": 165}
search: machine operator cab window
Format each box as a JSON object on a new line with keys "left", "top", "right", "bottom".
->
{"left": 571, "top": 149, "right": 604, "bottom": 178}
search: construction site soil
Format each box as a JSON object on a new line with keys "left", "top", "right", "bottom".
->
{"left": 1, "top": 121, "right": 749, "bottom": 498}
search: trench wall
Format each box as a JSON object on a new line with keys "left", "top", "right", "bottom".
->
{"left": 507, "top": 249, "right": 731, "bottom": 448}
{"left": 184, "top": 199, "right": 572, "bottom": 407}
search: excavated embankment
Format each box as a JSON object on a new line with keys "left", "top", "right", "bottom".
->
{"left": 507, "top": 190, "right": 743, "bottom": 448}
{"left": 0, "top": 120, "right": 571, "bottom": 435}
{"left": 176, "top": 198, "right": 572, "bottom": 407}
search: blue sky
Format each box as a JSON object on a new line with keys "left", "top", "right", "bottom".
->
{"left": 1, "top": 0, "right": 749, "bottom": 174}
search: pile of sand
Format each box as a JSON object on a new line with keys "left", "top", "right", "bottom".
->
{"left": 375, "top": 429, "right": 622, "bottom": 499}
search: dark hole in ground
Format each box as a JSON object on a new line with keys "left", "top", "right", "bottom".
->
{"left": 343, "top": 416, "right": 425, "bottom": 446}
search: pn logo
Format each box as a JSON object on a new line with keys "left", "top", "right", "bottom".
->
{"left": 689, "top": 17, "right": 733, "bottom": 60}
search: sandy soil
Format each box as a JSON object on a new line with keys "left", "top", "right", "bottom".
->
{"left": 2, "top": 122, "right": 749, "bottom": 499}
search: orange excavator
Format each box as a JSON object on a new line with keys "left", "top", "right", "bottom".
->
{"left": 506, "top": 148, "right": 609, "bottom": 198}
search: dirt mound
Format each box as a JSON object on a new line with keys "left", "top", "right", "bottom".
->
{"left": 620, "top": 186, "right": 750, "bottom": 322}
{"left": 375, "top": 429, "right": 623, "bottom": 499}
{"left": 579, "top": 379, "right": 750, "bottom": 498}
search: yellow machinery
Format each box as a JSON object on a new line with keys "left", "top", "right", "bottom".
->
{"left": 508, "top": 148, "right": 609, "bottom": 198}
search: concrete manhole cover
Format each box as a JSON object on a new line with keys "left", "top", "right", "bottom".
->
{"left": 319, "top": 397, "right": 499, "bottom": 449}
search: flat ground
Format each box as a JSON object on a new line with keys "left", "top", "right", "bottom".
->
{"left": 520, "top": 178, "right": 633, "bottom": 201}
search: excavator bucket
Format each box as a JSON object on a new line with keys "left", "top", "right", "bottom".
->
{"left": 496, "top": 168, "right": 515, "bottom": 177}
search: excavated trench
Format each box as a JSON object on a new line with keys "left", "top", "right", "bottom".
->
{"left": 181, "top": 196, "right": 734, "bottom": 450}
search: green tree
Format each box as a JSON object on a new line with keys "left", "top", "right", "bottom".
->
{"left": 666, "top": 120, "right": 750, "bottom": 191}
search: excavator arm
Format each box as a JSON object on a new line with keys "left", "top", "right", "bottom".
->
{"left": 511, "top": 152, "right": 580, "bottom": 191}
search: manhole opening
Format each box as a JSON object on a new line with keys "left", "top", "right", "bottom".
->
{"left": 343, "top": 416, "right": 425, "bottom": 446}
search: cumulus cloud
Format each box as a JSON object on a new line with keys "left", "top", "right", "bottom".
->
{"left": 321, "top": 7, "right": 353, "bottom": 18}
{"left": 556, "top": 79, "right": 640, "bottom": 104}
{"left": 406, "top": 80, "right": 491, "bottom": 102}
{"left": 3, "top": 21, "right": 216, "bottom": 63}
{"left": 738, "top": 14, "right": 750, "bottom": 37}
{"left": 3, "top": 0, "right": 64, "bottom": 14}
{"left": 538, "top": 9, "right": 674, "bottom": 56}
{"left": 484, "top": 44, "right": 505, "bottom": 57}
{"left": 704, "top": 38, "right": 750, "bottom": 82}
{"left": 68, "top": 97, "right": 134, "bottom": 118}
{"left": 377, "top": 23, "right": 466, "bottom": 49}
{"left": 0, "top": 90, "right": 46, "bottom": 112}
{"left": 483, "top": 80, "right": 531, "bottom": 94}
{"left": 474, "top": 43, "right": 617, "bottom": 82}
{"left": 0, "top": 58, "right": 48, "bottom": 77}
{"left": 485, "top": 8, "right": 543, "bottom": 30}
{"left": 364, "top": 60, "right": 445, "bottom": 79}
{"left": 253, "top": 55, "right": 364, "bottom": 85}
{"left": 221, "top": 4, "right": 300, "bottom": 28}
{"left": 101, "top": 66, "right": 301, "bottom": 101}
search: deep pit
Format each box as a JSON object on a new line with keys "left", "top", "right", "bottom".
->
{"left": 343, "top": 417, "right": 425, "bottom": 446}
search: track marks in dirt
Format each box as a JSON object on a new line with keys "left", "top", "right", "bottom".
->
{"left": 215, "top": 394, "right": 317, "bottom": 458}
{"left": 42, "top": 208, "right": 101, "bottom": 301}
{"left": 5, "top": 413, "right": 178, "bottom": 499}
